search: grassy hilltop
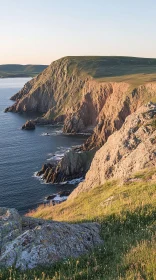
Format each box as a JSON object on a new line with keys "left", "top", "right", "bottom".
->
{"left": 64, "top": 56, "right": 156, "bottom": 86}
{"left": 0, "top": 64, "right": 48, "bottom": 78}
{"left": 2, "top": 56, "right": 156, "bottom": 82}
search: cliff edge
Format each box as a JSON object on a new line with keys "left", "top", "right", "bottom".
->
{"left": 69, "top": 102, "right": 156, "bottom": 199}
{"left": 5, "top": 56, "right": 156, "bottom": 148}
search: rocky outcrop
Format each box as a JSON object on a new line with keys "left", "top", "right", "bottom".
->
{"left": 5, "top": 57, "right": 156, "bottom": 149}
{"left": 22, "top": 120, "right": 35, "bottom": 130}
{"left": 5, "top": 57, "right": 87, "bottom": 117}
{"left": 0, "top": 207, "right": 102, "bottom": 270}
{"left": 0, "top": 208, "right": 22, "bottom": 249}
{"left": 83, "top": 83, "right": 156, "bottom": 149}
{"left": 37, "top": 148, "right": 96, "bottom": 183}
{"left": 69, "top": 103, "right": 156, "bottom": 199}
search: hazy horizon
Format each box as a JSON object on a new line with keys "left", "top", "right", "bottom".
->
{"left": 2, "top": 54, "right": 156, "bottom": 66}
{"left": 1, "top": 0, "right": 156, "bottom": 64}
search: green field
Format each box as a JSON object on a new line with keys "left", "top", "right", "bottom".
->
{"left": 66, "top": 56, "right": 156, "bottom": 86}
{"left": 2, "top": 56, "right": 156, "bottom": 85}
{"left": 0, "top": 64, "right": 48, "bottom": 78}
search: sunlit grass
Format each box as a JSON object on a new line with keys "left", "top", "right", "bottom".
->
{"left": 0, "top": 168, "right": 156, "bottom": 279}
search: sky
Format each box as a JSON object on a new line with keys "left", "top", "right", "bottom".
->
{"left": 0, "top": 0, "right": 156, "bottom": 64}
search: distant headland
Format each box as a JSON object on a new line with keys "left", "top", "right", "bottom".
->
{"left": 0, "top": 64, "right": 48, "bottom": 78}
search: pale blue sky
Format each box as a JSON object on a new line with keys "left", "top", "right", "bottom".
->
{"left": 0, "top": 0, "right": 156, "bottom": 64}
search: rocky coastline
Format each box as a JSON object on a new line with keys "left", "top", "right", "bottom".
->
{"left": 22, "top": 120, "right": 35, "bottom": 130}
{"left": 36, "top": 145, "right": 96, "bottom": 185}
{"left": 4, "top": 57, "right": 156, "bottom": 152}
{"left": 1, "top": 57, "right": 156, "bottom": 273}
{"left": 4, "top": 57, "right": 156, "bottom": 206}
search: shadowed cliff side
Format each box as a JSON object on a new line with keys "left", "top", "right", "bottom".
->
{"left": 5, "top": 57, "right": 156, "bottom": 185}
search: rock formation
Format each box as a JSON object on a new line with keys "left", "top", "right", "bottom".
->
{"left": 0, "top": 207, "right": 102, "bottom": 270}
{"left": 5, "top": 57, "right": 156, "bottom": 148}
{"left": 6, "top": 56, "right": 156, "bottom": 185}
{"left": 22, "top": 120, "right": 35, "bottom": 130}
{"left": 37, "top": 148, "right": 96, "bottom": 183}
{"left": 69, "top": 103, "right": 156, "bottom": 199}
{"left": 1, "top": 58, "right": 156, "bottom": 272}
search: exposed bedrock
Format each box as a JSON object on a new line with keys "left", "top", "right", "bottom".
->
{"left": 4, "top": 58, "right": 156, "bottom": 191}
{"left": 5, "top": 58, "right": 156, "bottom": 149}
{"left": 0, "top": 207, "right": 102, "bottom": 270}
{"left": 37, "top": 148, "right": 96, "bottom": 184}
{"left": 22, "top": 120, "right": 35, "bottom": 130}
{"left": 69, "top": 103, "right": 156, "bottom": 199}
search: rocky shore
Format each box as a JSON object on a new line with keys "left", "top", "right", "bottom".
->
{"left": 36, "top": 146, "right": 96, "bottom": 184}
{"left": 5, "top": 57, "right": 156, "bottom": 150}
{"left": 4, "top": 57, "right": 156, "bottom": 188}
{"left": 22, "top": 120, "right": 35, "bottom": 130}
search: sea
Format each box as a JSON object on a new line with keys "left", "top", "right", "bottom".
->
{"left": 0, "top": 78, "right": 87, "bottom": 214}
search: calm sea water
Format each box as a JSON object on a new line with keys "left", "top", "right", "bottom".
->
{"left": 0, "top": 78, "right": 86, "bottom": 213}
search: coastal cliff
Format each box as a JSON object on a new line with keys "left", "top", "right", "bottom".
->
{"left": 69, "top": 102, "right": 156, "bottom": 199}
{"left": 27, "top": 103, "right": 156, "bottom": 278}
{"left": 5, "top": 56, "right": 156, "bottom": 149}
{"left": 1, "top": 58, "right": 156, "bottom": 278}
{"left": 5, "top": 56, "right": 156, "bottom": 185}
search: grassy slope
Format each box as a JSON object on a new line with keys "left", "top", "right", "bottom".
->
{"left": 1, "top": 56, "right": 156, "bottom": 81}
{"left": 66, "top": 56, "right": 156, "bottom": 87}
{"left": 0, "top": 64, "right": 48, "bottom": 78}
{"left": 0, "top": 169, "right": 155, "bottom": 280}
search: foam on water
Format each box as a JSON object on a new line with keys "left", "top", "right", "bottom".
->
{"left": 67, "top": 177, "right": 84, "bottom": 184}
{"left": 0, "top": 78, "right": 87, "bottom": 213}
{"left": 41, "top": 129, "right": 63, "bottom": 137}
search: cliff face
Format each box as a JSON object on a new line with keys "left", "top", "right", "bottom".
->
{"left": 5, "top": 56, "right": 156, "bottom": 148}
{"left": 69, "top": 103, "right": 156, "bottom": 199}
{"left": 6, "top": 58, "right": 87, "bottom": 119}
{"left": 37, "top": 148, "right": 96, "bottom": 184}
{"left": 83, "top": 82, "right": 156, "bottom": 149}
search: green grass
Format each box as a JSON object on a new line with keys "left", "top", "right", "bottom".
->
{"left": 2, "top": 56, "right": 156, "bottom": 82}
{"left": 64, "top": 56, "right": 156, "bottom": 86}
{"left": 0, "top": 169, "right": 155, "bottom": 279}
{"left": 132, "top": 168, "right": 156, "bottom": 181}
{"left": 0, "top": 64, "right": 48, "bottom": 78}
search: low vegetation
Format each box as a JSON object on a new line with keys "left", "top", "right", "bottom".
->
{"left": 0, "top": 169, "right": 155, "bottom": 279}
{"left": 0, "top": 64, "right": 47, "bottom": 78}
{"left": 67, "top": 56, "right": 156, "bottom": 86}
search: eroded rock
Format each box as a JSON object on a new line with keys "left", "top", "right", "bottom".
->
{"left": 0, "top": 208, "right": 102, "bottom": 270}
{"left": 22, "top": 120, "right": 35, "bottom": 130}
{"left": 5, "top": 57, "right": 156, "bottom": 149}
{"left": 69, "top": 103, "right": 156, "bottom": 199}
{"left": 37, "top": 148, "right": 96, "bottom": 184}
{"left": 0, "top": 208, "right": 22, "bottom": 252}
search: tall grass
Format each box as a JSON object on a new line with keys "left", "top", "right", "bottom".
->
{"left": 0, "top": 169, "right": 156, "bottom": 279}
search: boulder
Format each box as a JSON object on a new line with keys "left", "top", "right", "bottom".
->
{"left": 0, "top": 208, "right": 102, "bottom": 270}
{"left": 46, "top": 194, "right": 56, "bottom": 200}
{"left": 58, "top": 190, "right": 71, "bottom": 197}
